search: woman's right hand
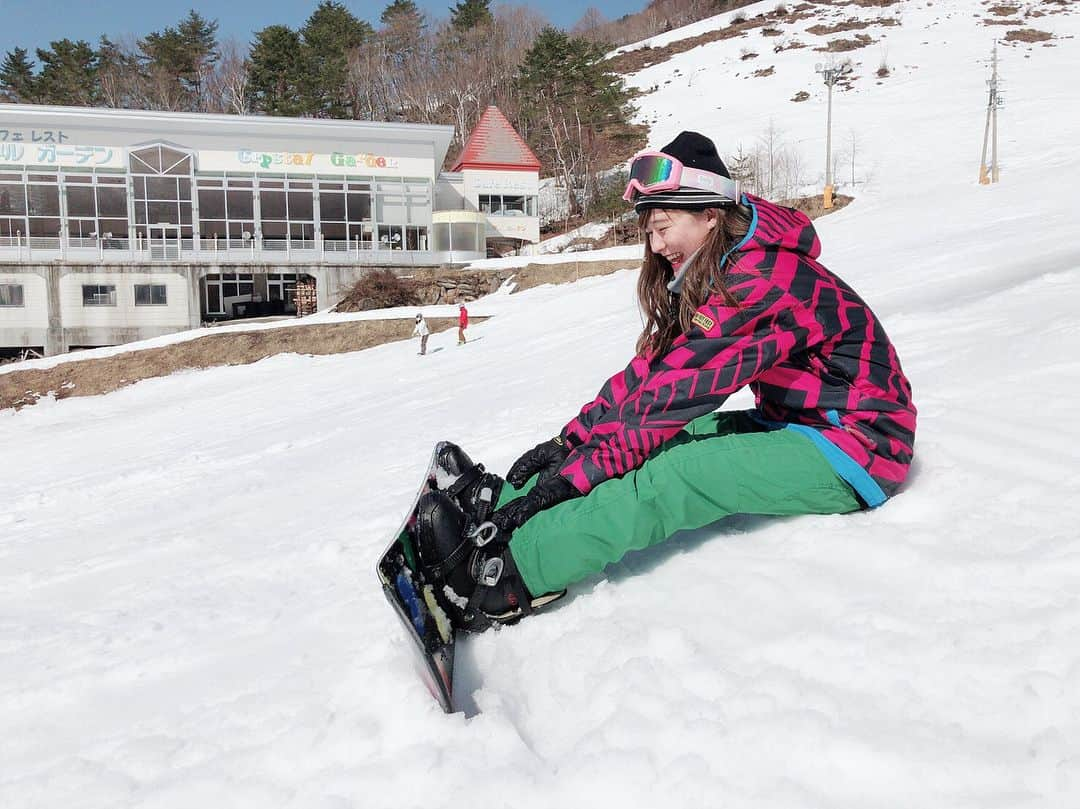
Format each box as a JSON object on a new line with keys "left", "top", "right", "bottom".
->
{"left": 506, "top": 437, "right": 571, "bottom": 489}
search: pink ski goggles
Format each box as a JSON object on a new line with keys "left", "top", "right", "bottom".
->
{"left": 622, "top": 150, "right": 739, "bottom": 202}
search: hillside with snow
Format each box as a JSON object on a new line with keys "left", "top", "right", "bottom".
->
{"left": 3, "top": 1, "right": 1080, "bottom": 806}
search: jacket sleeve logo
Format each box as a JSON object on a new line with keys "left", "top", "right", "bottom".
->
{"left": 691, "top": 312, "right": 716, "bottom": 332}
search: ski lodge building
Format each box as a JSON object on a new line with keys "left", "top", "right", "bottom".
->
{"left": 0, "top": 103, "right": 541, "bottom": 356}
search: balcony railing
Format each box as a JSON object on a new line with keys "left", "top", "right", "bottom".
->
{"left": 0, "top": 232, "right": 478, "bottom": 265}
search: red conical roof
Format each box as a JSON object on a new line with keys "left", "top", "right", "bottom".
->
{"left": 451, "top": 106, "right": 541, "bottom": 173}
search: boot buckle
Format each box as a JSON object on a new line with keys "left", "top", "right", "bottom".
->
{"left": 479, "top": 556, "right": 504, "bottom": 587}
{"left": 468, "top": 521, "right": 500, "bottom": 548}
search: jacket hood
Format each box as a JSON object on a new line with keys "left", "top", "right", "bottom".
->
{"left": 732, "top": 194, "right": 822, "bottom": 261}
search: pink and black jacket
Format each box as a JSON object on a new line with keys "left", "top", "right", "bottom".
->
{"left": 557, "top": 194, "right": 916, "bottom": 507}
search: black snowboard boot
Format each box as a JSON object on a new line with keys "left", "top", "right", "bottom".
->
{"left": 414, "top": 490, "right": 564, "bottom": 632}
{"left": 434, "top": 442, "right": 503, "bottom": 523}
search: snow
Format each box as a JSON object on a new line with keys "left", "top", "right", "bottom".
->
{"left": 3, "top": 2, "right": 1080, "bottom": 806}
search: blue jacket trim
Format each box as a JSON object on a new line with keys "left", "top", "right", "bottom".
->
{"left": 719, "top": 193, "right": 758, "bottom": 270}
{"left": 750, "top": 410, "right": 888, "bottom": 508}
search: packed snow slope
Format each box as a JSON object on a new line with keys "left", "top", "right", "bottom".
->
{"left": 3, "top": 2, "right": 1080, "bottom": 806}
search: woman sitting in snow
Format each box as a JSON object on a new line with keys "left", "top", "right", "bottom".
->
{"left": 417, "top": 131, "right": 917, "bottom": 631}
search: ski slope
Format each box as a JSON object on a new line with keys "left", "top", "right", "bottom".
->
{"left": 3, "top": 1, "right": 1080, "bottom": 806}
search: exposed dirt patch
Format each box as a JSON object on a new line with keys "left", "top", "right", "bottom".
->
{"left": 807, "top": 18, "right": 873, "bottom": 35}
{"left": 984, "top": 18, "right": 1025, "bottom": 25}
{"left": 987, "top": 4, "right": 1021, "bottom": 14}
{"left": 817, "top": 34, "right": 876, "bottom": 52}
{"left": 791, "top": 90, "right": 811, "bottom": 101}
{"left": 1004, "top": 28, "right": 1053, "bottom": 42}
{"left": 0, "top": 318, "right": 472, "bottom": 411}
{"left": 609, "top": 6, "right": 816, "bottom": 74}
{"left": 752, "top": 66, "right": 776, "bottom": 77}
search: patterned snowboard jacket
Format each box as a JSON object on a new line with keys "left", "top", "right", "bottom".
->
{"left": 557, "top": 194, "right": 916, "bottom": 507}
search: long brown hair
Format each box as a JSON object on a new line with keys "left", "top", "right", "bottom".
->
{"left": 635, "top": 204, "right": 754, "bottom": 357}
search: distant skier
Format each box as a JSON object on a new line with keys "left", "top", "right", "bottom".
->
{"left": 415, "top": 131, "right": 917, "bottom": 631}
{"left": 412, "top": 312, "right": 430, "bottom": 355}
{"left": 457, "top": 303, "right": 468, "bottom": 345}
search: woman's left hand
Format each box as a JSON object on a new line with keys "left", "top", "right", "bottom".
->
{"left": 491, "top": 475, "right": 580, "bottom": 532}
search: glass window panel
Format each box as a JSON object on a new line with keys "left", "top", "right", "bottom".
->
{"left": 226, "top": 189, "right": 254, "bottom": 219}
{"left": 134, "top": 203, "right": 148, "bottom": 225}
{"left": 68, "top": 218, "right": 96, "bottom": 237}
{"left": 129, "top": 149, "right": 160, "bottom": 173}
{"left": 261, "top": 220, "right": 287, "bottom": 238}
{"left": 0, "top": 216, "right": 26, "bottom": 237}
{"left": 198, "top": 189, "right": 226, "bottom": 220}
{"left": 259, "top": 179, "right": 285, "bottom": 189}
{"left": 160, "top": 148, "right": 190, "bottom": 174}
{"left": 346, "top": 192, "right": 370, "bottom": 221}
{"left": 260, "top": 190, "right": 286, "bottom": 220}
{"left": 288, "top": 180, "right": 312, "bottom": 190}
{"left": 226, "top": 177, "right": 253, "bottom": 188}
{"left": 145, "top": 177, "right": 177, "bottom": 200}
{"left": 64, "top": 174, "right": 93, "bottom": 183}
{"left": 287, "top": 190, "right": 313, "bottom": 221}
{"left": 0, "top": 284, "right": 24, "bottom": 306}
{"left": 28, "top": 173, "right": 58, "bottom": 181}
{"left": 451, "top": 222, "right": 478, "bottom": 251}
{"left": 27, "top": 185, "right": 60, "bottom": 216}
{"left": 178, "top": 182, "right": 191, "bottom": 201}
{"left": 82, "top": 284, "right": 117, "bottom": 306}
{"left": 207, "top": 284, "right": 221, "bottom": 313}
{"left": 135, "top": 284, "right": 168, "bottom": 305}
{"left": 0, "top": 184, "right": 26, "bottom": 215}
{"left": 66, "top": 186, "right": 96, "bottom": 217}
{"left": 178, "top": 204, "right": 192, "bottom": 225}
{"left": 202, "top": 219, "right": 227, "bottom": 238}
{"left": 321, "top": 221, "right": 346, "bottom": 240}
{"left": 99, "top": 218, "right": 128, "bottom": 238}
{"left": 28, "top": 216, "right": 61, "bottom": 236}
{"left": 318, "top": 180, "right": 343, "bottom": 191}
{"left": 320, "top": 191, "right": 345, "bottom": 221}
{"left": 96, "top": 186, "right": 127, "bottom": 217}
{"left": 503, "top": 195, "right": 525, "bottom": 213}
{"left": 433, "top": 222, "right": 450, "bottom": 251}
{"left": 97, "top": 174, "right": 126, "bottom": 185}
{"left": 223, "top": 283, "right": 239, "bottom": 297}
{"left": 228, "top": 220, "right": 254, "bottom": 239}
{"left": 147, "top": 201, "right": 177, "bottom": 223}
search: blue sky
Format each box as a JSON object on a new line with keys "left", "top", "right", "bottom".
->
{"left": 1, "top": 0, "right": 647, "bottom": 61}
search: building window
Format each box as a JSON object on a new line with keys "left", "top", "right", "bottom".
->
{"left": 318, "top": 177, "right": 371, "bottom": 248}
{"left": 479, "top": 194, "right": 536, "bottom": 216}
{"left": 82, "top": 284, "right": 117, "bottom": 306}
{"left": 134, "top": 284, "right": 167, "bottom": 305}
{"left": 0, "top": 284, "right": 24, "bottom": 307}
{"left": 198, "top": 175, "right": 255, "bottom": 247}
{"left": 129, "top": 145, "right": 193, "bottom": 243}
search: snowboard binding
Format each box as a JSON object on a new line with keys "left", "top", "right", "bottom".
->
{"left": 419, "top": 446, "right": 565, "bottom": 633}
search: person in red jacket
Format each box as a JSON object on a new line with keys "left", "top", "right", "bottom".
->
{"left": 457, "top": 303, "right": 468, "bottom": 345}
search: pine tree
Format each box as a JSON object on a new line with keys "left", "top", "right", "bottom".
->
{"left": 300, "top": 1, "right": 373, "bottom": 118}
{"left": 34, "top": 39, "right": 98, "bottom": 106}
{"left": 515, "top": 27, "right": 634, "bottom": 217}
{"left": 0, "top": 48, "right": 38, "bottom": 102}
{"left": 449, "top": 0, "right": 493, "bottom": 32}
{"left": 140, "top": 10, "right": 220, "bottom": 110}
{"left": 380, "top": 0, "right": 425, "bottom": 64}
{"left": 249, "top": 25, "right": 307, "bottom": 117}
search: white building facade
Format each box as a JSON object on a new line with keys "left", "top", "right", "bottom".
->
{"left": 0, "top": 103, "right": 541, "bottom": 356}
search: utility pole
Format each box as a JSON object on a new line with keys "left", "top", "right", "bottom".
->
{"left": 979, "top": 42, "right": 1004, "bottom": 184}
{"left": 816, "top": 60, "right": 852, "bottom": 209}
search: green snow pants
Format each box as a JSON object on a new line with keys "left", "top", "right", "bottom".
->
{"left": 502, "top": 411, "right": 863, "bottom": 596}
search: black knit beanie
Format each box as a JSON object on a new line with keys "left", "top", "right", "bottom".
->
{"left": 632, "top": 131, "right": 735, "bottom": 213}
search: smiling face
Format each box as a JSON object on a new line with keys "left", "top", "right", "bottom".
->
{"left": 643, "top": 208, "right": 718, "bottom": 272}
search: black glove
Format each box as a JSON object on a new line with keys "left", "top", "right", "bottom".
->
{"left": 492, "top": 475, "right": 580, "bottom": 533}
{"left": 506, "top": 437, "right": 571, "bottom": 489}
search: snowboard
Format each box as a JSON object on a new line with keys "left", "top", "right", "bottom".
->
{"left": 376, "top": 443, "right": 458, "bottom": 713}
